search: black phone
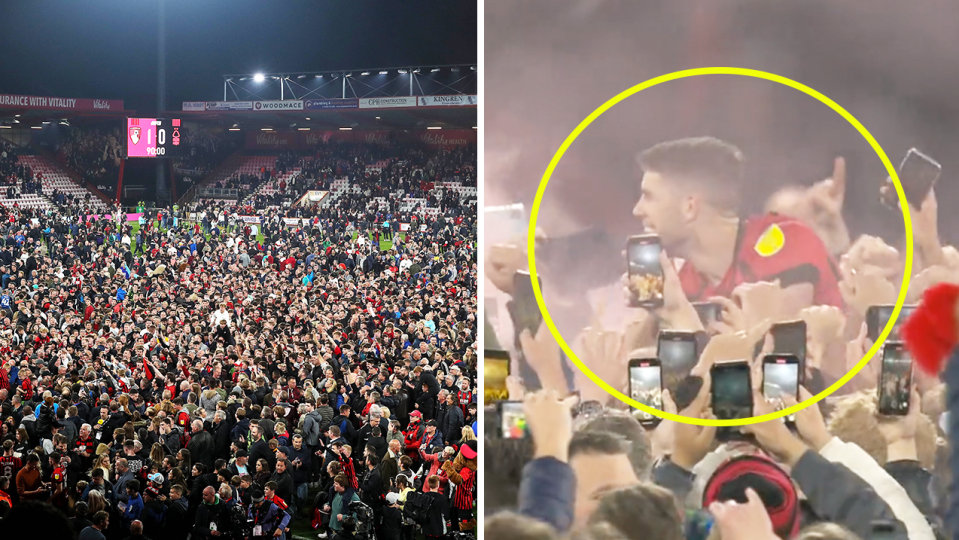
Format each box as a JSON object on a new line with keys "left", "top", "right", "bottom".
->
{"left": 692, "top": 302, "right": 721, "bottom": 329}
{"left": 895, "top": 148, "right": 941, "bottom": 209}
{"left": 484, "top": 349, "right": 510, "bottom": 406}
{"left": 512, "top": 270, "right": 544, "bottom": 335}
{"left": 657, "top": 331, "right": 699, "bottom": 395}
{"left": 497, "top": 400, "right": 527, "bottom": 439}
{"left": 763, "top": 354, "right": 800, "bottom": 423}
{"left": 711, "top": 360, "right": 753, "bottom": 441}
{"left": 870, "top": 520, "right": 902, "bottom": 540}
{"left": 878, "top": 342, "right": 912, "bottom": 416}
{"left": 771, "top": 320, "right": 806, "bottom": 381}
{"left": 866, "top": 305, "right": 917, "bottom": 343}
{"left": 626, "top": 235, "right": 664, "bottom": 308}
{"left": 628, "top": 358, "right": 663, "bottom": 426}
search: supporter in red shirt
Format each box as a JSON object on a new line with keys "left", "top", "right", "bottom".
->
{"left": 631, "top": 137, "right": 842, "bottom": 314}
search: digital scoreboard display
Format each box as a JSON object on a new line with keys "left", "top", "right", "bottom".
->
{"left": 126, "top": 118, "right": 184, "bottom": 158}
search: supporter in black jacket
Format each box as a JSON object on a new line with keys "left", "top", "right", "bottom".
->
{"left": 211, "top": 412, "right": 232, "bottom": 461}
{"left": 185, "top": 420, "right": 214, "bottom": 471}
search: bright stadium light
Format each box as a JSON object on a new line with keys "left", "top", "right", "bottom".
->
{"left": 427, "top": 126, "right": 442, "bottom": 130}
{"left": 412, "top": 69, "right": 420, "bottom": 73}
{"left": 298, "top": 127, "right": 310, "bottom": 131}
{"left": 375, "top": 117, "right": 381, "bottom": 120}
{"left": 305, "top": 117, "right": 311, "bottom": 121}
{"left": 260, "top": 127, "right": 273, "bottom": 131}
{"left": 379, "top": 71, "right": 388, "bottom": 75}
{"left": 361, "top": 71, "right": 370, "bottom": 76}
{"left": 471, "top": 66, "right": 476, "bottom": 71}
{"left": 253, "top": 73, "right": 265, "bottom": 82}
{"left": 398, "top": 69, "right": 408, "bottom": 74}
{"left": 339, "top": 127, "right": 352, "bottom": 131}
{"left": 431, "top": 68, "right": 440, "bottom": 73}
{"left": 297, "top": 75, "right": 306, "bottom": 79}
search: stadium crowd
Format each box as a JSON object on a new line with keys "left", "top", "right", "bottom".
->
{"left": 1, "top": 140, "right": 29, "bottom": 199}
{"left": 54, "top": 124, "right": 124, "bottom": 197}
{"left": 171, "top": 129, "right": 241, "bottom": 177}
{"left": 232, "top": 142, "right": 476, "bottom": 213}
{"left": 485, "top": 137, "right": 959, "bottom": 540}
{"left": 0, "top": 141, "right": 479, "bottom": 540}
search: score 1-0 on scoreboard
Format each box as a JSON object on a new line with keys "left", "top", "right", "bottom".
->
{"left": 126, "top": 118, "right": 185, "bottom": 158}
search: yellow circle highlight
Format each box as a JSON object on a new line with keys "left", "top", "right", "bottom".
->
{"left": 526, "top": 67, "right": 913, "bottom": 426}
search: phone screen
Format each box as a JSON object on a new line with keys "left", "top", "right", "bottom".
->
{"left": 771, "top": 321, "right": 806, "bottom": 372}
{"left": 629, "top": 360, "right": 663, "bottom": 423}
{"left": 484, "top": 350, "right": 510, "bottom": 406}
{"left": 712, "top": 362, "right": 753, "bottom": 421}
{"left": 627, "top": 236, "right": 664, "bottom": 306}
{"left": 763, "top": 355, "right": 799, "bottom": 421}
{"left": 879, "top": 343, "right": 912, "bottom": 416}
{"left": 658, "top": 332, "right": 698, "bottom": 394}
{"left": 484, "top": 203, "right": 527, "bottom": 243}
{"left": 899, "top": 149, "right": 941, "bottom": 209}
{"left": 868, "top": 305, "right": 916, "bottom": 342}
{"left": 512, "top": 270, "right": 544, "bottom": 335}
{"left": 499, "top": 401, "right": 527, "bottom": 439}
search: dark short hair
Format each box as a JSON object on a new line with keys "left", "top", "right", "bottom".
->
{"left": 638, "top": 136, "right": 744, "bottom": 211}
{"left": 568, "top": 431, "right": 629, "bottom": 461}
{"left": 589, "top": 483, "right": 684, "bottom": 540}
{"left": 579, "top": 412, "right": 653, "bottom": 479}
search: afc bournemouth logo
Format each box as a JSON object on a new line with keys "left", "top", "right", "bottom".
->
{"left": 129, "top": 126, "right": 140, "bottom": 145}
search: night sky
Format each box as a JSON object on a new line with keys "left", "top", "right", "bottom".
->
{"left": 0, "top": 0, "right": 477, "bottom": 114}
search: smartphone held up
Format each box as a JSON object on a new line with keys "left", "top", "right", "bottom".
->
{"left": 762, "top": 354, "right": 800, "bottom": 423}
{"left": 628, "top": 358, "right": 663, "bottom": 426}
{"left": 626, "top": 235, "right": 664, "bottom": 308}
{"left": 878, "top": 342, "right": 913, "bottom": 416}
{"left": 484, "top": 349, "right": 511, "bottom": 406}
{"left": 881, "top": 148, "right": 941, "bottom": 210}
{"left": 711, "top": 360, "right": 753, "bottom": 441}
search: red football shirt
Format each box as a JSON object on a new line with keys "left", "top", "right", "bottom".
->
{"left": 678, "top": 214, "right": 843, "bottom": 307}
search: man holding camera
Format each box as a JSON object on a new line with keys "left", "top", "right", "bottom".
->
{"left": 247, "top": 489, "right": 291, "bottom": 539}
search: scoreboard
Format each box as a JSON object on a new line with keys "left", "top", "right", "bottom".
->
{"left": 126, "top": 118, "right": 184, "bottom": 158}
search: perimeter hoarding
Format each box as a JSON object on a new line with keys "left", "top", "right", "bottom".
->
{"left": 358, "top": 97, "right": 418, "bottom": 109}
{"left": 204, "top": 101, "right": 253, "bottom": 111}
{"left": 254, "top": 100, "right": 304, "bottom": 111}
{"left": 417, "top": 95, "right": 478, "bottom": 107}
{"left": 304, "top": 99, "right": 359, "bottom": 110}
{"left": 0, "top": 94, "right": 123, "bottom": 111}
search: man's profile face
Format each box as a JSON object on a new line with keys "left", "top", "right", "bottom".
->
{"left": 632, "top": 170, "right": 689, "bottom": 247}
{"left": 570, "top": 451, "right": 639, "bottom": 527}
